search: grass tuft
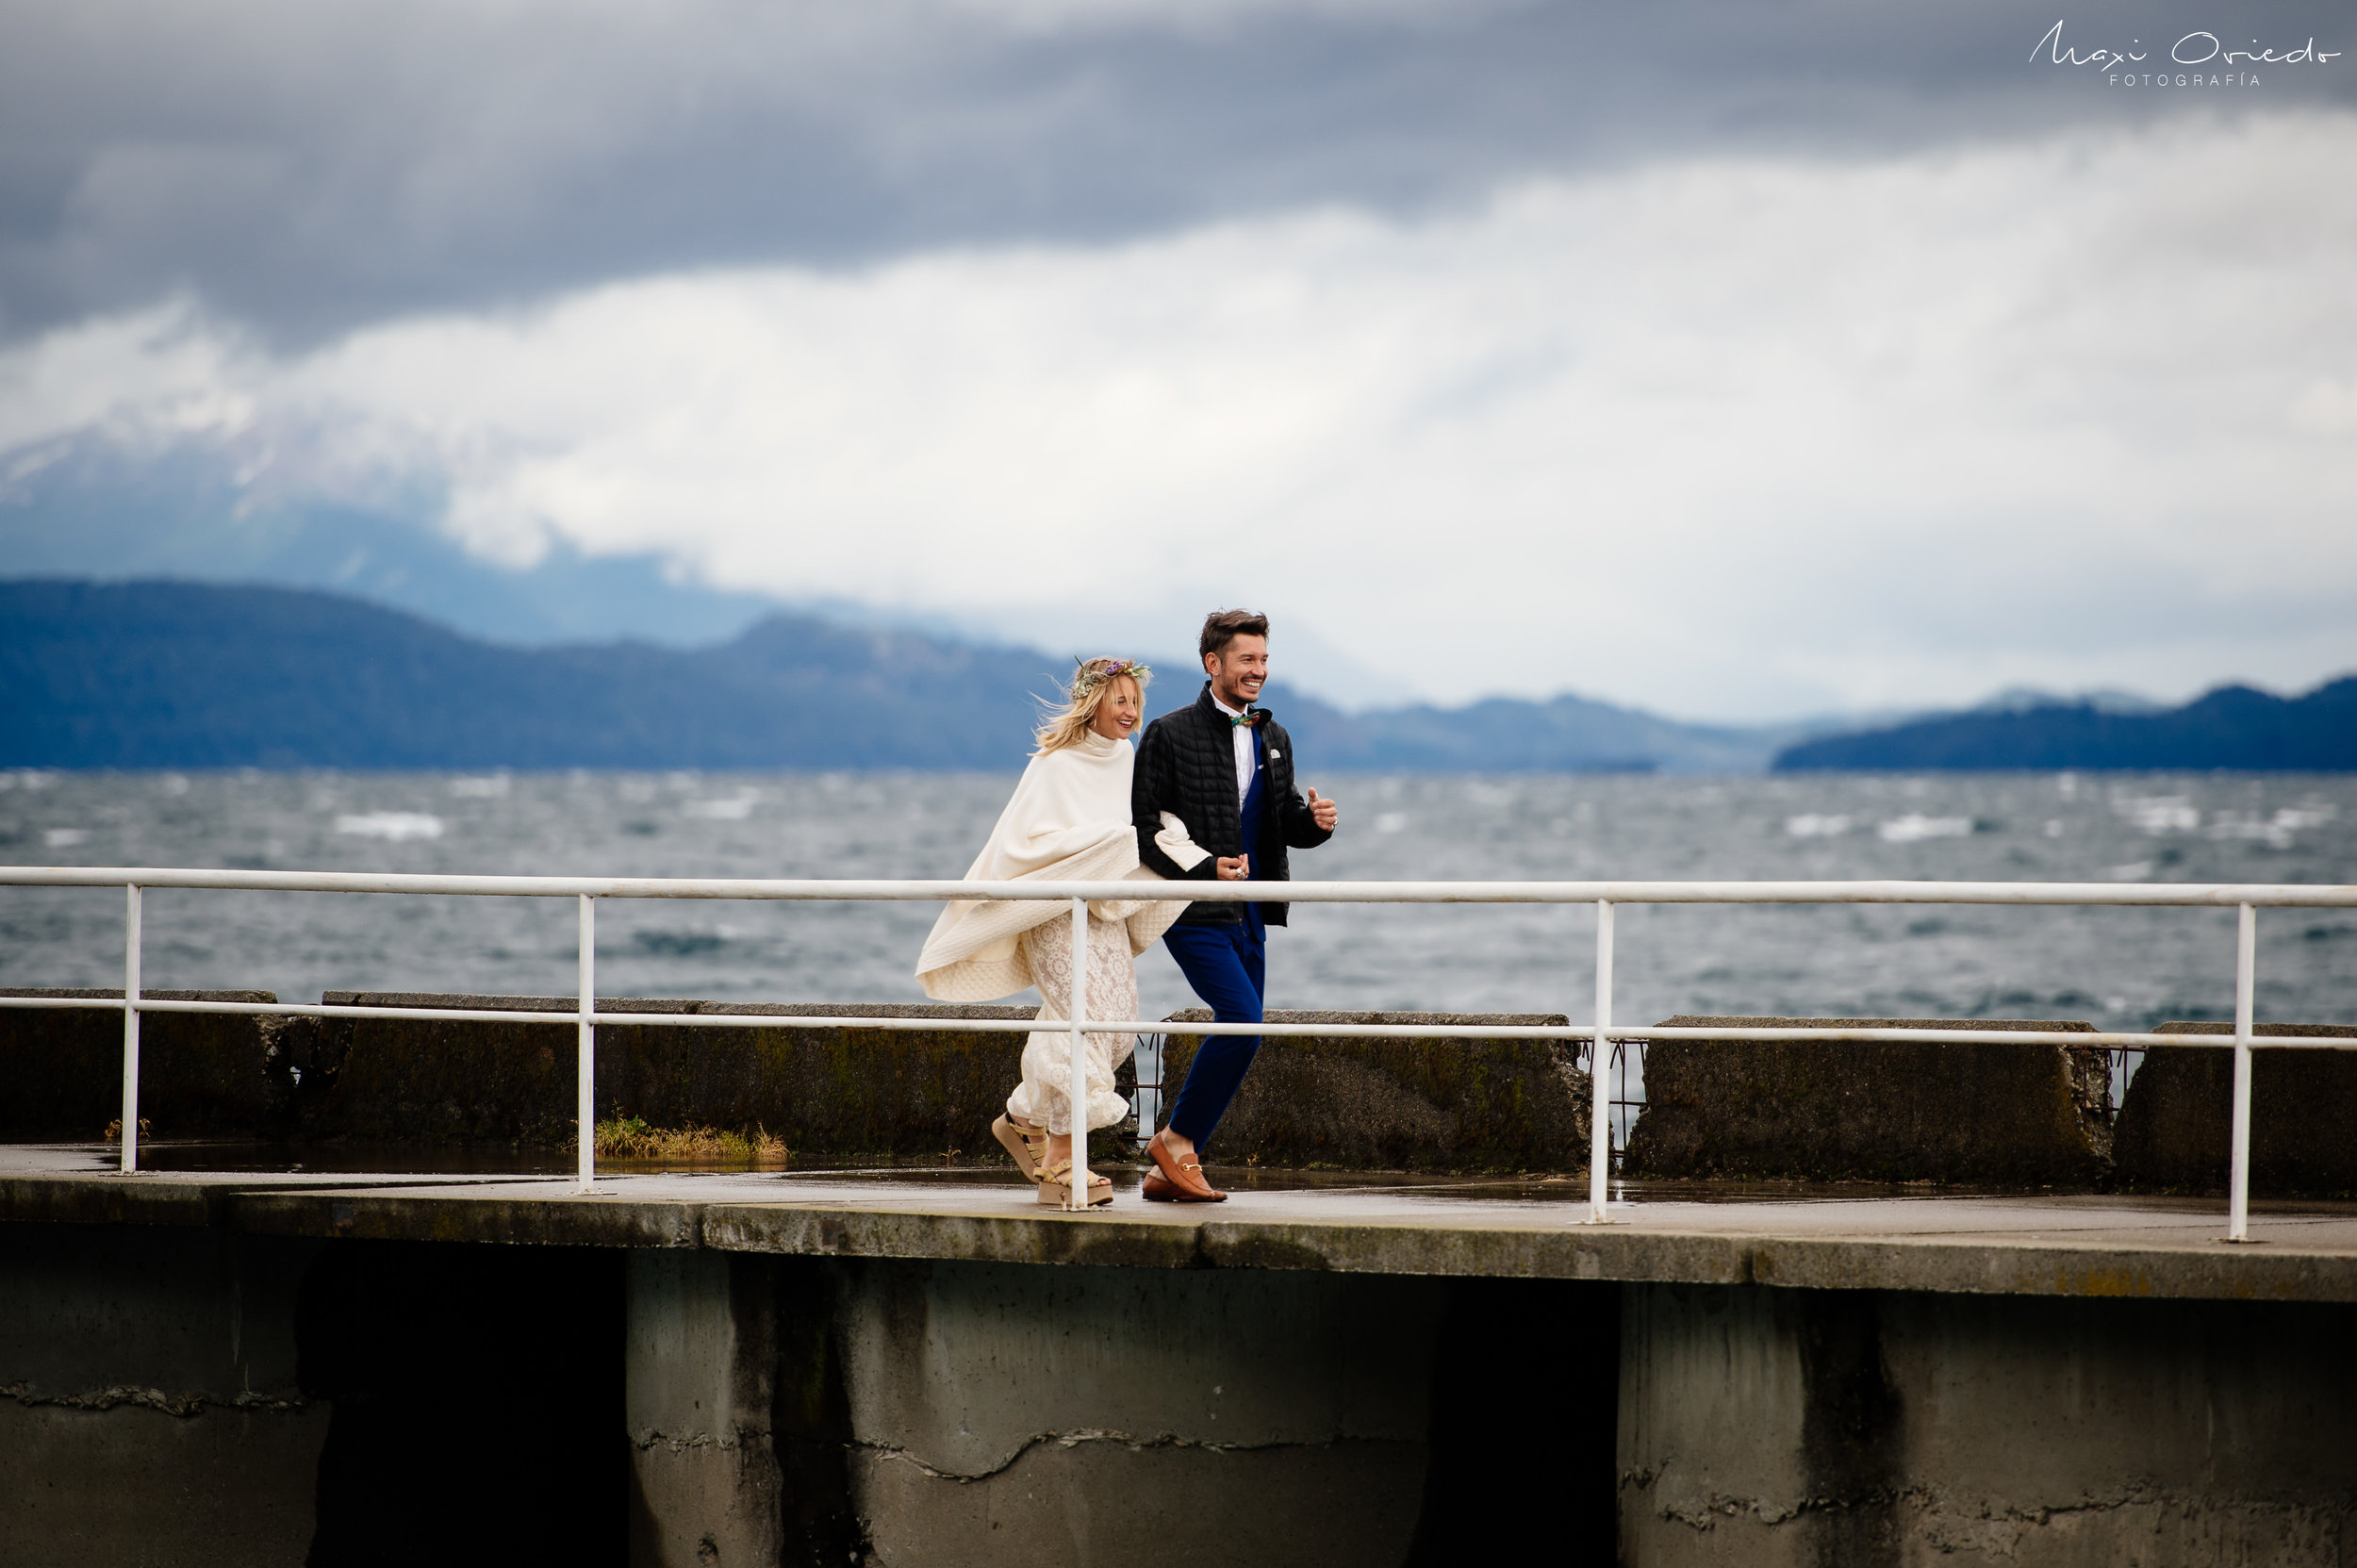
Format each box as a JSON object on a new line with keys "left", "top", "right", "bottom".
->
{"left": 594, "top": 1116, "right": 787, "bottom": 1166}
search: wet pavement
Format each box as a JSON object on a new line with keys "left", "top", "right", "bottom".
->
{"left": 8, "top": 1141, "right": 2355, "bottom": 1301}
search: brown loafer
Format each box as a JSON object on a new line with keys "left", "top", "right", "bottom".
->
{"left": 1146, "top": 1129, "right": 1226, "bottom": 1202}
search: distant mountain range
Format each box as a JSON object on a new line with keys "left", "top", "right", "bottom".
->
{"left": 1, "top": 580, "right": 1059, "bottom": 769}
{"left": 1288, "top": 693, "right": 1788, "bottom": 774}
{"left": 1772, "top": 679, "right": 2357, "bottom": 771}
{"left": 9, "top": 581, "right": 2348, "bottom": 773}
{"left": 0, "top": 580, "right": 1804, "bottom": 772}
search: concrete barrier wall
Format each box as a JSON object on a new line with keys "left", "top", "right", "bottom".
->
{"left": 1157, "top": 1009, "right": 1588, "bottom": 1172}
{"left": 303, "top": 994, "right": 1047, "bottom": 1158}
{"left": 298, "top": 996, "right": 1593, "bottom": 1171}
{"left": 0, "top": 989, "right": 1588, "bottom": 1167}
{"left": 25, "top": 991, "right": 2353, "bottom": 1194}
{"left": 2114, "top": 1022, "right": 2357, "bottom": 1196}
{"left": 1624, "top": 1016, "right": 2112, "bottom": 1186}
{"left": 0, "top": 989, "right": 289, "bottom": 1140}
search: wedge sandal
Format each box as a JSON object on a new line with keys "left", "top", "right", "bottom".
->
{"left": 1036, "top": 1159, "right": 1113, "bottom": 1208}
{"left": 991, "top": 1114, "right": 1050, "bottom": 1181}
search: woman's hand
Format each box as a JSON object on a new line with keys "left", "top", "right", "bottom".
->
{"left": 1215, "top": 854, "right": 1250, "bottom": 881}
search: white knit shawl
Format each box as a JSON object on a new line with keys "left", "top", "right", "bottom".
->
{"left": 915, "top": 730, "right": 1188, "bottom": 1003}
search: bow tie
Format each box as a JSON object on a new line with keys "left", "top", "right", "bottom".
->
{"left": 1228, "top": 708, "right": 1261, "bottom": 728}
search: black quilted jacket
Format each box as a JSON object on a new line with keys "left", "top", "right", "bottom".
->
{"left": 1131, "top": 683, "right": 1333, "bottom": 927}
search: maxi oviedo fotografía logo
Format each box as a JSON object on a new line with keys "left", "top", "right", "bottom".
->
{"left": 2032, "top": 19, "right": 2340, "bottom": 86}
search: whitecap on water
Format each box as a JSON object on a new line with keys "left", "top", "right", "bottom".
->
{"left": 1785, "top": 814, "right": 1851, "bottom": 838}
{"left": 1877, "top": 814, "right": 1971, "bottom": 843}
{"left": 2112, "top": 794, "right": 2199, "bottom": 834}
{"left": 43, "top": 827, "right": 88, "bottom": 848}
{"left": 335, "top": 812, "right": 444, "bottom": 842}
{"left": 2204, "top": 803, "right": 2336, "bottom": 850}
{"left": 449, "top": 774, "right": 511, "bottom": 799}
{"left": 685, "top": 792, "right": 759, "bottom": 820}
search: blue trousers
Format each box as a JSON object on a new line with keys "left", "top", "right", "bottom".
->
{"left": 1162, "top": 919, "right": 1267, "bottom": 1148}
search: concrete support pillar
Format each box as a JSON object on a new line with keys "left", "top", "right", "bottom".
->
{"left": 621, "top": 1255, "right": 1621, "bottom": 1567}
{"left": 824, "top": 1259, "right": 1447, "bottom": 1566}
{"left": 626, "top": 1251, "right": 783, "bottom": 1568}
{"left": 1619, "top": 1282, "right": 2357, "bottom": 1566}
{"left": 0, "top": 1224, "right": 327, "bottom": 1567}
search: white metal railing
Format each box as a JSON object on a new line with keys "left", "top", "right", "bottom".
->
{"left": 4, "top": 867, "right": 2354, "bottom": 1234}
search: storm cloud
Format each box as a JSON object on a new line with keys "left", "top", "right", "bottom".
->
{"left": 4, "top": 0, "right": 2348, "bottom": 343}
{"left": 3, "top": 0, "right": 2352, "bottom": 717}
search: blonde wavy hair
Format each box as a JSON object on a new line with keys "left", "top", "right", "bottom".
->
{"left": 1033, "top": 657, "right": 1153, "bottom": 754}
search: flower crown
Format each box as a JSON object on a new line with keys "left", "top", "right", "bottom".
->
{"left": 1070, "top": 656, "right": 1151, "bottom": 697}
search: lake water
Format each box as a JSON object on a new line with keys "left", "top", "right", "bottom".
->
{"left": 5, "top": 769, "right": 2350, "bottom": 1049}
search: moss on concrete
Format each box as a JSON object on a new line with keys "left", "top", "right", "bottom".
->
{"left": 296, "top": 996, "right": 1591, "bottom": 1170}
{"left": 2113, "top": 1022, "right": 2357, "bottom": 1197}
{"left": 1624, "top": 1016, "right": 2112, "bottom": 1187}
{"left": 0, "top": 989, "right": 288, "bottom": 1139}
{"left": 623, "top": 1002, "right": 1044, "bottom": 1162}
{"left": 1156, "top": 1010, "right": 1588, "bottom": 1172}
{"left": 301, "top": 995, "right": 1070, "bottom": 1159}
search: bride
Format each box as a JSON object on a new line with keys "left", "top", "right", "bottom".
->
{"left": 915, "top": 658, "right": 1186, "bottom": 1206}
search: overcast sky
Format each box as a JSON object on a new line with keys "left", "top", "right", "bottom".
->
{"left": 2, "top": 0, "right": 2352, "bottom": 718}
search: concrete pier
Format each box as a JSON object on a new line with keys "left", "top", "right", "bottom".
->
{"left": 5, "top": 1144, "right": 2356, "bottom": 1566}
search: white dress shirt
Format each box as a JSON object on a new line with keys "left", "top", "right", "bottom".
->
{"left": 1209, "top": 691, "right": 1257, "bottom": 805}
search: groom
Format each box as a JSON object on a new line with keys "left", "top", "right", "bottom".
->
{"left": 1132, "top": 609, "right": 1341, "bottom": 1201}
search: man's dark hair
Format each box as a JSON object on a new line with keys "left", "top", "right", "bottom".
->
{"left": 1199, "top": 609, "right": 1271, "bottom": 661}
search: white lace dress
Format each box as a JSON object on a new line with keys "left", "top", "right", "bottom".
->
{"left": 1006, "top": 913, "right": 1140, "bottom": 1135}
{"left": 912, "top": 727, "right": 1185, "bottom": 1135}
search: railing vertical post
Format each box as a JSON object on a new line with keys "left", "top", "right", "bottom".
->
{"left": 1068, "top": 896, "right": 1090, "bottom": 1213}
{"left": 1586, "top": 899, "right": 1615, "bottom": 1224}
{"left": 121, "top": 883, "right": 141, "bottom": 1175}
{"left": 2227, "top": 901, "right": 2256, "bottom": 1243}
{"left": 1132, "top": 1032, "right": 1161, "bottom": 1154}
{"left": 578, "top": 894, "right": 596, "bottom": 1195}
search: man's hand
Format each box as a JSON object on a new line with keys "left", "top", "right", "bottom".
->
{"left": 1215, "top": 854, "right": 1250, "bottom": 881}
{"left": 1308, "top": 786, "right": 1339, "bottom": 832}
